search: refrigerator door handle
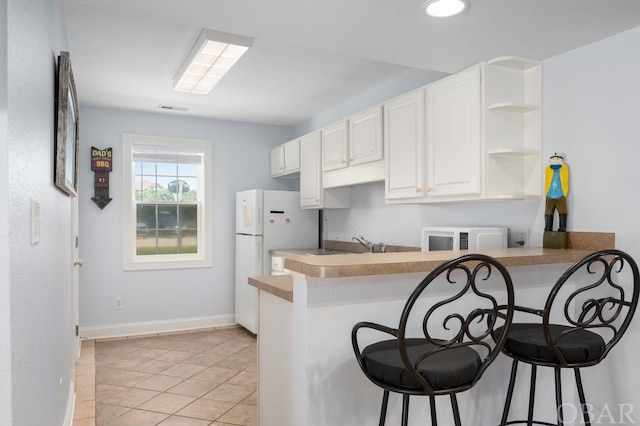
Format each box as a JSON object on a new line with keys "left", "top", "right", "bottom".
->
{"left": 256, "top": 239, "right": 262, "bottom": 268}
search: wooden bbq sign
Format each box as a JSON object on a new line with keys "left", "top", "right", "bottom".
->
{"left": 91, "top": 147, "right": 113, "bottom": 209}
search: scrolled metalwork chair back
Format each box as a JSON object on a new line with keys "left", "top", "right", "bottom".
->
{"left": 396, "top": 254, "right": 515, "bottom": 393}
{"left": 540, "top": 249, "right": 640, "bottom": 367}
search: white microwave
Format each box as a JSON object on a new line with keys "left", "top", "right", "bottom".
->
{"left": 421, "top": 227, "right": 509, "bottom": 251}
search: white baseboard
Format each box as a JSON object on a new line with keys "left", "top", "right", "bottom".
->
{"left": 79, "top": 314, "right": 236, "bottom": 340}
{"left": 62, "top": 379, "right": 75, "bottom": 426}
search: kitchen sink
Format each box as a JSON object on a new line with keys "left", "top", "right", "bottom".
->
{"left": 304, "top": 249, "right": 354, "bottom": 256}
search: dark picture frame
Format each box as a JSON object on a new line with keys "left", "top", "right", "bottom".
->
{"left": 54, "top": 51, "right": 79, "bottom": 196}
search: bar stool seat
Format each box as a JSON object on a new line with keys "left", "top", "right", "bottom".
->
{"left": 361, "top": 338, "right": 482, "bottom": 390}
{"left": 498, "top": 323, "right": 606, "bottom": 364}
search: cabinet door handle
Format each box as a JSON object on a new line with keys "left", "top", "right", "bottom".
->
{"left": 416, "top": 187, "right": 422, "bottom": 193}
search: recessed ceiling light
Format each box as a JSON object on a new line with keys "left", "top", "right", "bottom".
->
{"left": 422, "top": 0, "right": 469, "bottom": 17}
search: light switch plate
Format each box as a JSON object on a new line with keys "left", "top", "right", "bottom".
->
{"left": 30, "top": 199, "right": 40, "bottom": 245}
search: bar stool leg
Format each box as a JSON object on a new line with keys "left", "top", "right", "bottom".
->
{"left": 500, "top": 359, "right": 519, "bottom": 426}
{"left": 378, "top": 390, "right": 389, "bottom": 426}
{"left": 429, "top": 396, "right": 437, "bottom": 425}
{"left": 555, "top": 368, "right": 564, "bottom": 426}
{"left": 401, "top": 394, "right": 410, "bottom": 426}
{"left": 574, "top": 368, "right": 591, "bottom": 426}
{"left": 450, "top": 394, "right": 462, "bottom": 426}
{"left": 527, "top": 365, "right": 537, "bottom": 426}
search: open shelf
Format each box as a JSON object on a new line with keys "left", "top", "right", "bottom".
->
{"left": 488, "top": 102, "right": 541, "bottom": 113}
{"left": 488, "top": 149, "right": 541, "bottom": 157}
{"left": 487, "top": 56, "right": 540, "bottom": 71}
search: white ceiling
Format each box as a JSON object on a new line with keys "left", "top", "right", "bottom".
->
{"left": 64, "top": 0, "right": 640, "bottom": 126}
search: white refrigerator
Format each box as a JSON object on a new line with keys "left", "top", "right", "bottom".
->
{"left": 235, "top": 189, "right": 319, "bottom": 334}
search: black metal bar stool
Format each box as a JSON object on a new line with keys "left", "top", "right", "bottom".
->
{"left": 352, "top": 254, "right": 515, "bottom": 425}
{"left": 497, "top": 249, "right": 639, "bottom": 426}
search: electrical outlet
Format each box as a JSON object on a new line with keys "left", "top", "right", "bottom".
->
{"left": 510, "top": 229, "right": 529, "bottom": 248}
{"left": 114, "top": 297, "right": 123, "bottom": 310}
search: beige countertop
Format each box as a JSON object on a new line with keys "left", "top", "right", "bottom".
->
{"left": 270, "top": 247, "right": 596, "bottom": 278}
{"left": 250, "top": 232, "right": 615, "bottom": 301}
{"left": 248, "top": 274, "right": 294, "bottom": 302}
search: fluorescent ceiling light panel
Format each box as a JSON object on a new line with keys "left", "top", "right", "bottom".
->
{"left": 423, "top": 0, "right": 468, "bottom": 17}
{"left": 174, "top": 29, "right": 253, "bottom": 94}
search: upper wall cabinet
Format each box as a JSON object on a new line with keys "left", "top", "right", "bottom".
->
{"left": 322, "top": 105, "right": 384, "bottom": 188}
{"left": 385, "top": 57, "right": 542, "bottom": 204}
{"left": 348, "top": 106, "right": 384, "bottom": 167}
{"left": 276, "top": 56, "right": 541, "bottom": 206}
{"left": 321, "top": 120, "right": 349, "bottom": 172}
{"left": 426, "top": 64, "right": 483, "bottom": 201}
{"left": 385, "top": 65, "right": 483, "bottom": 204}
{"left": 384, "top": 89, "right": 427, "bottom": 201}
{"left": 485, "top": 56, "right": 542, "bottom": 199}
{"left": 271, "top": 139, "right": 301, "bottom": 178}
{"left": 300, "top": 131, "right": 350, "bottom": 209}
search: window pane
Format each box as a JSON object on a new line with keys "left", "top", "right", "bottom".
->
{"left": 157, "top": 161, "right": 177, "bottom": 176}
{"left": 136, "top": 203, "right": 198, "bottom": 255}
{"left": 178, "top": 162, "right": 198, "bottom": 177}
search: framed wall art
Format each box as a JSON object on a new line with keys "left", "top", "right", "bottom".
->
{"left": 54, "top": 51, "right": 79, "bottom": 196}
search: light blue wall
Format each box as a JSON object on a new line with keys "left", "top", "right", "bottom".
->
{"left": 78, "top": 107, "right": 296, "bottom": 329}
{"left": 293, "top": 68, "right": 448, "bottom": 136}
{"left": 3, "top": 0, "right": 76, "bottom": 424}
{"left": 541, "top": 26, "right": 640, "bottom": 413}
{"left": 0, "top": 0, "right": 10, "bottom": 421}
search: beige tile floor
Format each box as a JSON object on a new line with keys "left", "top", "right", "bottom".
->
{"left": 73, "top": 327, "right": 257, "bottom": 426}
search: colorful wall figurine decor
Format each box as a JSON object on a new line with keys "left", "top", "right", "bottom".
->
{"left": 543, "top": 152, "right": 569, "bottom": 248}
{"left": 91, "top": 147, "right": 113, "bottom": 209}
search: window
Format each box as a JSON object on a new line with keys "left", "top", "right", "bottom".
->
{"left": 123, "top": 134, "right": 212, "bottom": 270}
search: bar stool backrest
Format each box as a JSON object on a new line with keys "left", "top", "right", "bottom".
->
{"left": 396, "top": 254, "right": 515, "bottom": 393}
{"left": 542, "top": 249, "right": 640, "bottom": 367}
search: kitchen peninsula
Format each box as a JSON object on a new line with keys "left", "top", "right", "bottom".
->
{"left": 249, "top": 233, "right": 613, "bottom": 426}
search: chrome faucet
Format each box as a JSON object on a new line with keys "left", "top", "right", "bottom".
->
{"left": 352, "top": 236, "right": 375, "bottom": 253}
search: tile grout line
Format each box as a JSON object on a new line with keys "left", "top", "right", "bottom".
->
{"left": 89, "top": 326, "right": 257, "bottom": 425}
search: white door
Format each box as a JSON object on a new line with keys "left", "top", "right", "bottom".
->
{"left": 71, "top": 195, "right": 82, "bottom": 359}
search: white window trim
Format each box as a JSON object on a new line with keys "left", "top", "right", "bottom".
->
{"left": 123, "top": 133, "right": 213, "bottom": 271}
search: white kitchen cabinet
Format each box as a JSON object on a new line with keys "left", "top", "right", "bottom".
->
{"left": 321, "top": 120, "right": 348, "bottom": 172}
{"left": 384, "top": 58, "right": 541, "bottom": 204}
{"left": 271, "top": 139, "right": 300, "bottom": 178}
{"left": 322, "top": 106, "right": 384, "bottom": 173}
{"left": 485, "top": 56, "right": 542, "bottom": 199}
{"left": 348, "top": 105, "right": 384, "bottom": 167}
{"left": 300, "top": 131, "right": 350, "bottom": 209}
{"left": 322, "top": 105, "right": 384, "bottom": 188}
{"left": 425, "top": 64, "right": 483, "bottom": 200}
{"left": 384, "top": 89, "right": 428, "bottom": 202}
